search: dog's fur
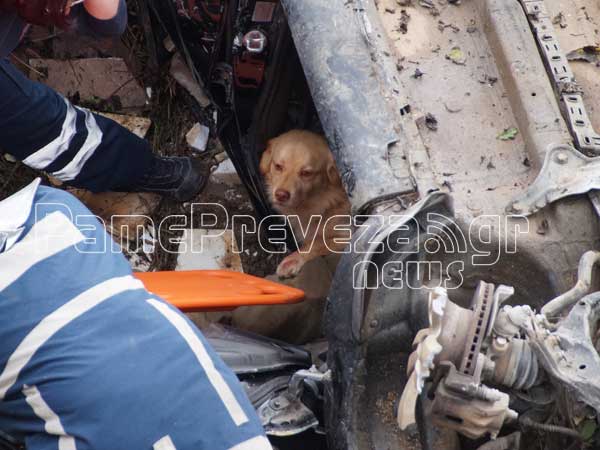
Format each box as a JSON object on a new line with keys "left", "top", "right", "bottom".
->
{"left": 260, "top": 130, "right": 351, "bottom": 278}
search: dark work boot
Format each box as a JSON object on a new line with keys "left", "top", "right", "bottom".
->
{"left": 130, "top": 156, "right": 209, "bottom": 202}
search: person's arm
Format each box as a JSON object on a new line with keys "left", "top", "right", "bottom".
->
{"left": 71, "top": 0, "right": 127, "bottom": 37}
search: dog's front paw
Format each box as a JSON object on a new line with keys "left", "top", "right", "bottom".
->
{"left": 276, "top": 252, "right": 305, "bottom": 279}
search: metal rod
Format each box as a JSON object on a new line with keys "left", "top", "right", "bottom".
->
{"left": 541, "top": 250, "right": 600, "bottom": 317}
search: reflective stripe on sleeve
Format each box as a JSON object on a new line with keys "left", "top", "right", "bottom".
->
{"left": 229, "top": 436, "right": 272, "bottom": 450}
{"left": 23, "top": 385, "right": 77, "bottom": 450}
{"left": 0, "top": 276, "right": 145, "bottom": 399}
{"left": 23, "top": 100, "right": 78, "bottom": 170}
{"left": 0, "top": 211, "right": 84, "bottom": 292}
{"left": 51, "top": 107, "right": 103, "bottom": 181}
{"left": 146, "top": 298, "right": 249, "bottom": 426}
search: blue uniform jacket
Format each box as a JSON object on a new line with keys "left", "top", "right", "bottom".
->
{"left": 0, "top": 180, "right": 271, "bottom": 450}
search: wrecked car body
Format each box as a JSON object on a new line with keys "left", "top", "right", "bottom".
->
{"left": 2, "top": 0, "right": 600, "bottom": 448}
{"left": 149, "top": 0, "right": 600, "bottom": 448}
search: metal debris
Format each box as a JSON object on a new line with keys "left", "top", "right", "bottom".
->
{"left": 169, "top": 52, "right": 211, "bottom": 107}
{"left": 566, "top": 46, "right": 600, "bottom": 65}
{"left": 438, "top": 20, "right": 460, "bottom": 33}
{"left": 425, "top": 113, "right": 438, "bottom": 131}
{"left": 478, "top": 73, "right": 498, "bottom": 85}
{"left": 412, "top": 67, "right": 424, "bottom": 78}
{"left": 396, "top": 9, "right": 411, "bottom": 34}
{"left": 551, "top": 12, "right": 567, "bottom": 29}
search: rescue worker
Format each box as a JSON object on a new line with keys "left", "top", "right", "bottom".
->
{"left": 0, "top": 0, "right": 207, "bottom": 201}
{"left": 0, "top": 179, "right": 272, "bottom": 450}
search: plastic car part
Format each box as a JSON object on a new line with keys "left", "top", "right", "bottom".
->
{"left": 134, "top": 270, "right": 304, "bottom": 311}
{"left": 202, "top": 324, "right": 312, "bottom": 375}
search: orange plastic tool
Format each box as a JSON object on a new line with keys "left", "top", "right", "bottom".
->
{"left": 134, "top": 270, "right": 305, "bottom": 312}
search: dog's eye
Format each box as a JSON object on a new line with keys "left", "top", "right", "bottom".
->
{"left": 300, "top": 170, "right": 313, "bottom": 177}
{"left": 274, "top": 163, "right": 284, "bottom": 171}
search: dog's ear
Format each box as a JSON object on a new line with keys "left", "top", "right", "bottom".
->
{"left": 259, "top": 140, "right": 274, "bottom": 175}
{"left": 327, "top": 159, "right": 342, "bottom": 186}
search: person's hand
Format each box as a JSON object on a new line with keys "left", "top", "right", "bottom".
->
{"left": 81, "top": 0, "right": 120, "bottom": 20}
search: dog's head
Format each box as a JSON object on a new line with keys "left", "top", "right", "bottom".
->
{"left": 260, "top": 130, "right": 342, "bottom": 211}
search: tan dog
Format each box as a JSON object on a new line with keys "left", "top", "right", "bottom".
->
{"left": 260, "top": 130, "right": 351, "bottom": 278}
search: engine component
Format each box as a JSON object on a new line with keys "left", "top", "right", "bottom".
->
{"left": 397, "top": 287, "right": 447, "bottom": 429}
{"left": 527, "top": 291, "right": 600, "bottom": 411}
{"left": 257, "top": 366, "right": 330, "bottom": 436}
{"left": 541, "top": 250, "right": 600, "bottom": 318}
{"left": 508, "top": 144, "right": 600, "bottom": 215}
{"left": 430, "top": 362, "right": 518, "bottom": 440}
{"left": 243, "top": 30, "right": 268, "bottom": 53}
{"left": 399, "top": 282, "right": 539, "bottom": 438}
{"left": 487, "top": 335, "right": 538, "bottom": 390}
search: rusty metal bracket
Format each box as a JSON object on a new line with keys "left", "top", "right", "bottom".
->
{"left": 506, "top": 0, "right": 600, "bottom": 215}
{"left": 508, "top": 144, "right": 600, "bottom": 215}
{"left": 521, "top": 0, "right": 600, "bottom": 154}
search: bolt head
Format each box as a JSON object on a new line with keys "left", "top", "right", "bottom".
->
{"left": 555, "top": 152, "right": 569, "bottom": 164}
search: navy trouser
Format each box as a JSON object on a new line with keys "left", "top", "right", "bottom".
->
{"left": 0, "top": 59, "right": 153, "bottom": 192}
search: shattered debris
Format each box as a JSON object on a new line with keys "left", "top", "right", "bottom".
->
{"left": 536, "top": 218, "right": 549, "bottom": 235}
{"left": 396, "top": 59, "right": 405, "bottom": 72}
{"left": 176, "top": 229, "right": 243, "bottom": 272}
{"left": 97, "top": 112, "right": 151, "bottom": 138}
{"left": 497, "top": 127, "right": 519, "bottom": 141}
{"left": 186, "top": 123, "right": 211, "bottom": 153}
{"left": 478, "top": 73, "right": 498, "bottom": 85}
{"left": 418, "top": 0, "right": 439, "bottom": 15}
{"left": 446, "top": 46, "right": 466, "bottom": 65}
{"left": 566, "top": 46, "right": 600, "bottom": 65}
{"left": 425, "top": 113, "right": 438, "bottom": 131}
{"left": 438, "top": 20, "right": 460, "bottom": 33}
{"left": 552, "top": 12, "right": 567, "bottom": 29}
{"left": 396, "top": 10, "right": 411, "bottom": 34}
{"left": 29, "top": 57, "right": 148, "bottom": 110}
{"left": 170, "top": 52, "right": 211, "bottom": 107}
{"left": 211, "top": 155, "right": 242, "bottom": 187}
{"left": 466, "top": 20, "right": 478, "bottom": 33}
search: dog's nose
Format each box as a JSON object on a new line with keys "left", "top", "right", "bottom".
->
{"left": 275, "top": 189, "right": 290, "bottom": 203}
